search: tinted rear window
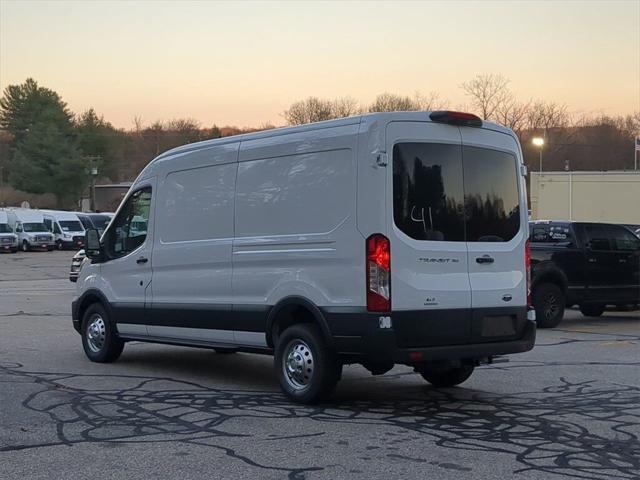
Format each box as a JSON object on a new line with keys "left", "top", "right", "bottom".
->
{"left": 529, "top": 224, "right": 574, "bottom": 244}
{"left": 463, "top": 146, "right": 520, "bottom": 242}
{"left": 393, "top": 143, "right": 465, "bottom": 241}
{"left": 393, "top": 143, "right": 520, "bottom": 242}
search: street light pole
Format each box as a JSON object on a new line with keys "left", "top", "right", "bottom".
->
{"left": 532, "top": 137, "right": 545, "bottom": 173}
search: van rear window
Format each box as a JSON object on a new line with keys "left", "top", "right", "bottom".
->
{"left": 393, "top": 143, "right": 465, "bottom": 241}
{"left": 393, "top": 143, "right": 520, "bottom": 242}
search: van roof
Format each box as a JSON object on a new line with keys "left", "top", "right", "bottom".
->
{"left": 40, "top": 210, "right": 82, "bottom": 221}
{"left": 152, "top": 111, "right": 513, "bottom": 165}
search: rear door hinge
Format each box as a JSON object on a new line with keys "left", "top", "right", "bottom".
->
{"left": 374, "top": 150, "right": 388, "bottom": 167}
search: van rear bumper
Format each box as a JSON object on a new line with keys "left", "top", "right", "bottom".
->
{"left": 323, "top": 307, "right": 536, "bottom": 364}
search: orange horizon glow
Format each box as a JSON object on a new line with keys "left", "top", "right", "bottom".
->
{"left": 1, "top": 0, "right": 638, "bottom": 129}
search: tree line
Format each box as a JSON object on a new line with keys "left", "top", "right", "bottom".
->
{"left": 0, "top": 76, "right": 638, "bottom": 208}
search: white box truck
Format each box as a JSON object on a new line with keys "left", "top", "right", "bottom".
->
{"left": 73, "top": 111, "right": 536, "bottom": 403}
{"left": 6, "top": 209, "right": 55, "bottom": 251}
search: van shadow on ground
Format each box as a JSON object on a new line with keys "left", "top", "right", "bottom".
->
{"left": 1, "top": 360, "right": 638, "bottom": 480}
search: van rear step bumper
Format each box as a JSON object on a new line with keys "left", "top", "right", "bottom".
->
{"left": 324, "top": 307, "right": 536, "bottom": 364}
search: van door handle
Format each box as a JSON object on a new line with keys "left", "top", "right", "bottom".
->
{"left": 136, "top": 257, "right": 148, "bottom": 264}
{"left": 476, "top": 256, "right": 494, "bottom": 264}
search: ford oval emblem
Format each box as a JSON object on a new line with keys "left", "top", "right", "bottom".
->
{"left": 502, "top": 294, "right": 513, "bottom": 302}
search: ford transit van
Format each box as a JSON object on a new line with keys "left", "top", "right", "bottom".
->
{"left": 73, "top": 111, "right": 536, "bottom": 403}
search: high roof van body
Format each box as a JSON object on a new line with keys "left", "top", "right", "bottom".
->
{"left": 73, "top": 111, "right": 536, "bottom": 403}
{"left": 41, "top": 210, "right": 85, "bottom": 250}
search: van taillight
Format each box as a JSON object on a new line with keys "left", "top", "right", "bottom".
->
{"left": 366, "top": 234, "right": 391, "bottom": 312}
{"left": 525, "top": 240, "right": 531, "bottom": 307}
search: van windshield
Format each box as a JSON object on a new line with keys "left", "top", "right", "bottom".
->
{"left": 59, "top": 221, "right": 83, "bottom": 232}
{"left": 90, "top": 215, "right": 112, "bottom": 233}
{"left": 0, "top": 224, "right": 13, "bottom": 233}
{"left": 24, "top": 223, "right": 48, "bottom": 232}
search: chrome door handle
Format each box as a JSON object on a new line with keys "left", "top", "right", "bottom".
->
{"left": 136, "top": 257, "right": 148, "bottom": 264}
{"left": 476, "top": 256, "right": 494, "bottom": 264}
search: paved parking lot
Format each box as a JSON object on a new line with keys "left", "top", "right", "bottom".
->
{"left": 1, "top": 251, "right": 639, "bottom": 479}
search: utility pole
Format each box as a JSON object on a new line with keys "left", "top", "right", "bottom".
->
{"left": 85, "top": 156, "right": 102, "bottom": 212}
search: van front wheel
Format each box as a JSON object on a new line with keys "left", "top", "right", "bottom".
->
{"left": 418, "top": 364, "right": 475, "bottom": 387}
{"left": 81, "top": 303, "right": 124, "bottom": 363}
{"left": 275, "top": 324, "right": 340, "bottom": 404}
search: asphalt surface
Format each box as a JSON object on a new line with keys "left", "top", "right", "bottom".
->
{"left": 1, "top": 251, "right": 639, "bottom": 480}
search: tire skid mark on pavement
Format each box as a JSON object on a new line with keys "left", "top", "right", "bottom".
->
{"left": 1, "top": 362, "right": 639, "bottom": 480}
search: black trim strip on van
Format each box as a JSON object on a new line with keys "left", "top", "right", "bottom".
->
{"left": 111, "top": 303, "right": 269, "bottom": 332}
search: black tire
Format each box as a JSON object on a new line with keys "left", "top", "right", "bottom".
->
{"left": 57, "top": 240, "right": 64, "bottom": 251}
{"left": 418, "top": 365, "right": 475, "bottom": 387}
{"left": 580, "top": 303, "right": 605, "bottom": 317}
{"left": 274, "top": 324, "right": 341, "bottom": 404}
{"left": 533, "top": 282, "right": 566, "bottom": 328}
{"left": 81, "top": 303, "right": 124, "bottom": 363}
{"left": 21, "top": 240, "right": 29, "bottom": 252}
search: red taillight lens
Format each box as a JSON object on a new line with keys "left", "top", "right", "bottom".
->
{"left": 366, "top": 234, "right": 391, "bottom": 312}
{"left": 525, "top": 240, "right": 531, "bottom": 307}
{"left": 429, "top": 111, "right": 483, "bottom": 127}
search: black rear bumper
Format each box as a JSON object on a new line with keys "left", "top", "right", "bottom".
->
{"left": 323, "top": 306, "right": 536, "bottom": 364}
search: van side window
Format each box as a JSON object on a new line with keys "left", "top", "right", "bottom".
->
{"left": 53, "top": 223, "right": 61, "bottom": 235}
{"left": 105, "top": 187, "right": 152, "bottom": 258}
{"left": 393, "top": 143, "right": 465, "bottom": 241}
{"left": 463, "top": 147, "right": 520, "bottom": 242}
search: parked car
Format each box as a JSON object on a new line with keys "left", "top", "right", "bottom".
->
{"left": 41, "top": 210, "right": 85, "bottom": 250}
{"left": 0, "top": 209, "right": 19, "bottom": 253}
{"left": 6, "top": 208, "right": 55, "bottom": 251}
{"left": 73, "top": 111, "right": 536, "bottom": 403}
{"left": 69, "top": 249, "right": 86, "bottom": 282}
{"left": 529, "top": 220, "right": 640, "bottom": 328}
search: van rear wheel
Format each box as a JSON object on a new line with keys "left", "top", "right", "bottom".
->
{"left": 418, "top": 365, "right": 475, "bottom": 387}
{"left": 275, "top": 324, "right": 341, "bottom": 404}
{"left": 21, "top": 240, "right": 29, "bottom": 252}
{"left": 81, "top": 303, "right": 124, "bottom": 363}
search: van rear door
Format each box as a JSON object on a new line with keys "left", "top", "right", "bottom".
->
{"left": 386, "top": 121, "right": 472, "bottom": 346}
{"left": 459, "top": 128, "right": 527, "bottom": 330}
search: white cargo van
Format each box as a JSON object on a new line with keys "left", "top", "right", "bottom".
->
{"left": 6, "top": 208, "right": 55, "bottom": 251}
{"left": 74, "top": 111, "right": 536, "bottom": 403}
{"left": 41, "top": 210, "right": 85, "bottom": 250}
{"left": 0, "top": 209, "right": 19, "bottom": 253}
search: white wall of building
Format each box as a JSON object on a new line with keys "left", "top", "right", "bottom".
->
{"left": 530, "top": 171, "right": 640, "bottom": 223}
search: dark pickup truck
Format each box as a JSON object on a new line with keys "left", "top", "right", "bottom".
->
{"left": 529, "top": 221, "right": 640, "bottom": 328}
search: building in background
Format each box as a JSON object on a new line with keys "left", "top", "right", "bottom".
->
{"left": 529, "top": 171, "right": 640, "bottom": 223}
{"left": 80, "top": 182, "right": 132, "bottom": 213}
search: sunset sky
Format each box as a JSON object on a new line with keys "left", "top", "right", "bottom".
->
{"left": 1, "top": 0, "right": 638, "bottom": 129}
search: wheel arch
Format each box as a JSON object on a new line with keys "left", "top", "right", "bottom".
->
{"left": 265, "top": 296, "right": 333, "bottom": 349}
{"left": 532, "top": 265, "right": 568, "bottom": 294}
{"left": 75, "top": 289, "right": 113, "bottom": 326}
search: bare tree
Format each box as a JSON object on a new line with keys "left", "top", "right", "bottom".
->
{"left": 461, "top": 74, "right": 511, "bottom": 120}
{"left": 332, "top": 97, "right": 361, "bottom": 118}
{"left": 526, "top": 101, "right": 570, "bottom": 131}
{"left": 414, "top": 91, "right": 449, "bottom": 111}
{"left": 495, "top": 99, "right": 530, "bottom": 137}
{"left": 368, "top": 93, "right": 420, "bottom": 112}
{"left": 283, "top": 97, "right": 340, "bottom": 125}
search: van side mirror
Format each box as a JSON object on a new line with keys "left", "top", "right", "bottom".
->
{"left": 16, "top": 225, "right": 22, "bottom": 232}
{"left": 85, "top": 228, "right": 102, "bottom": 259}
